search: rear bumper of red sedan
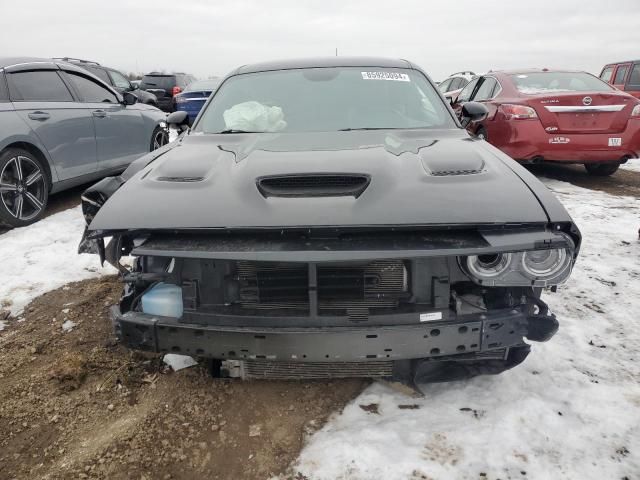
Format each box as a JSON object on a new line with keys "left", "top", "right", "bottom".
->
{"left": 488, "top": 119, "right": 640, "bottom": 163}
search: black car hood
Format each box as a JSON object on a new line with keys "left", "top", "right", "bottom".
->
{"left": 89, "top": 129, "right": 552, "bottom": 231}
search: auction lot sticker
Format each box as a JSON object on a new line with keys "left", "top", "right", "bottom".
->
{"left": 361, "top": 71, "right": 410, "bottom": 81}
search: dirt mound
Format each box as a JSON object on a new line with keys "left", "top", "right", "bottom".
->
{"left": 0, "top": 276, "right": 366, "bottom": 479}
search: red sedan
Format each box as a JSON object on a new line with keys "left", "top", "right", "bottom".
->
{"left": 452, "top": 69, "right": 640, "bottom": 175}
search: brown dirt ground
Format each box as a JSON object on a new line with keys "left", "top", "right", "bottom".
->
{"left": 0, "top": 276, "right": 367, "bottom": 480}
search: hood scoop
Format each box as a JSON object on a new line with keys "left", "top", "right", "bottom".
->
{"left": 419, "top": 142, "right": 486, "bottom": 177}
{"left": 430, "top": 168, "right": 485, "bottom": 177}
{"left": 257, "top": 173, "right": 371, "bottom": 198}
{"left": 157, "top": 176, "right": 205, "bottom": 182}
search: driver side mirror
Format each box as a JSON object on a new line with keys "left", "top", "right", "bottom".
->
{"left": 167, "top": 110, "right": 190, "bottom": 131}
{"left": 460, "top": 101, "right": 488, "bottom": 128}
{"left": 122, "top": 91, "right": 137, "bottom": 106}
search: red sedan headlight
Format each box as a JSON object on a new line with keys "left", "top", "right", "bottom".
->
{"left": 498, "top": 104, "right": 538, "bottom": 120}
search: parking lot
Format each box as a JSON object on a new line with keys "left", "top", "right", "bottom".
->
{"left": 2, "top": 2, "right": 640, "bottom": 479}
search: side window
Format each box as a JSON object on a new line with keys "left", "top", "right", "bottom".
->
{"left": 438, "top": 78, "right": 452, "bottom": 93}
{"left": 66, "top": 72, "right": 118, "bottom": 103}
{"left": 86, "top": 66, "right": 111, "bottom": 84}
{"left": 600, "top": 66, "right": 614, "bottom": 83}
{"left": 457, "top": 78, "right": 479, "bottom": 102}
{"left": 613, "top": 65, "right": 629, "bottom": 85}
{"left": 474, "top": 77, "right": 498, "bottom": 101}
{"left": 449, "top": 77, "right": 463, "bottom": 90}
{"left": 6, "top": 70, "right": 73, "bottom": 102}
{"left": 0, "top": 73, "right": 8, "bottom": 102}
{"left": 109, "top": 70, "right": 132, "bottom": 89}
{"left": 629, "top": 64, "right": 640, "bottom": 87}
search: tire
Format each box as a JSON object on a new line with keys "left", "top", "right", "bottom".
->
{"left": 0, "top": 148, "right": 49, "bottom": 228}
{"left": 150, "top": 126, "right": 169, "bottom": 152}
{"left": 476, "top": 127, "right": 488, "bottom": 141}
{"left": 584, "top": 162, "right": 620, "bottom": 176}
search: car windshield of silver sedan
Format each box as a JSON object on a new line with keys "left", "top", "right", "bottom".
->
{"left": 193, "top": 67, "right": 454, "bottom": 133}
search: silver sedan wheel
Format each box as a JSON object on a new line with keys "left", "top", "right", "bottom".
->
{"left": 0, "top": 155, "right": 47, "bottom": 221}
{"left": 152, "top": 129, "right": 169, "bottom": 150}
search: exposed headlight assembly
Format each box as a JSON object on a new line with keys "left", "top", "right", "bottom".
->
{"left": 462, "top": 247, "right": 573, "bottom": 287}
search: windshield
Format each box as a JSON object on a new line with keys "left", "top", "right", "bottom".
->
{"left": 185, "top": 79, "right": 220, "bottom": 92}
{"left": 140, "top": 75, "right": 175, "bottom": 89}
{"left": 194, "top": 67, "right": 454, "bottom": 133}
{"left": 511, "top": 72, "right": 614, "bottom": 95}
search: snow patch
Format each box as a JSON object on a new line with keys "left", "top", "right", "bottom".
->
{"left": 0, "top": 206, "right": 116, "bottom": 317}
{"left": 163, "top": 354, "right": 198, "bottom": 371}
{"left": 61, "top": 320, "right": 76, "bottom": 332}
{"left": 292, "top": 178, "right": 640, "bottom": 480}
{"left": 168, "top": 127, "right": 180, "bottom": 143}
{"left": 620, "top": 161, "right": 640, "bottom": 173}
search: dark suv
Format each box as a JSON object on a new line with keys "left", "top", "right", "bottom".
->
{"left": 139, "top": 72, "right": 196, "bottom": 112}
{"left": 56, "top": 58, "right": 159, "bottom": 107}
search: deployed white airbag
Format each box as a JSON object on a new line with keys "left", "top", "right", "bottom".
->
{"left": 223, "top": 101, "right": 287, "bottom": 132}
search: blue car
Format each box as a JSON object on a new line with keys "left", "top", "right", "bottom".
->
{"left": 174, "top": 79, "right": 220, "bottom": 125}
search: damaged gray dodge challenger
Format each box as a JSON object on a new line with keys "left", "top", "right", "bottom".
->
{"left": 79, "top": 57, "right": 581, "bottom": 385}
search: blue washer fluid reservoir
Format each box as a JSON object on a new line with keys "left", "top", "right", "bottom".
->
{"left": 141, "top": 283, "right": 183, "bottom": 318}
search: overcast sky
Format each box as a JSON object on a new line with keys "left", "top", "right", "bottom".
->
{"left": 2, "top": 0, "right": 639, "bottom": 81}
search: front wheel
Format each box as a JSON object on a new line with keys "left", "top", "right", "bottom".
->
{"left": 584, "top": 162, "right": 620, "bottom": 176}
{"left": 150, "top": 125, "right": 169, "bottom": 151}
{"left": 0, "top": 148, "right": 49, "bottom": 227}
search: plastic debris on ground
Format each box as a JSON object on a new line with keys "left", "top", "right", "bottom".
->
{"left": 163, "top": 354, "right": 198, "bottom": 371}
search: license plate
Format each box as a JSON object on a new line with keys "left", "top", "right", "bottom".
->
{"left": 608, "top": 138, "right": 622, "bottom": 147}
{"left": 419, "top": 312, "right": 443, "bottom": 322}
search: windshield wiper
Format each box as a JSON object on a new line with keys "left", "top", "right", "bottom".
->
{"left": 215, "top": 129, "right": 262, "bottom": 134}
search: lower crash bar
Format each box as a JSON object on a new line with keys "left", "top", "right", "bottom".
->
{"left": 110, "top": 305, "right": 558, "bottom": 382}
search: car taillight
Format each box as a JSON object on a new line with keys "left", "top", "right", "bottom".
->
{"left": 498, "top": 104, "right": 538, "bottom": 120}
{"left": 631, "top": 104, "right": 640, "bottom": 117}
{"left": 171, "top": 86, "right": 182, "bottom": 96}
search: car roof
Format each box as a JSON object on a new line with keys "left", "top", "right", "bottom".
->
{"left": 234, "top": 56, "right": 413, "bottom": 75}
{"left": 0, "top": 56, "right": 56, "bottom": 69}
{"left": 186, "top": 78, "right": 220, "bottom": 89}
{"left": 0, "top": 56, "right": 99, "bottom": 73}
{"left": 489, "top": 68, "right": 587, "bottom": 76}
{"left": 603, "top": 60, "right": 640, "bottom": 66}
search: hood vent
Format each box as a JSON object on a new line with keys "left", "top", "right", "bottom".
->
{"left": 157, "top": 176, "right": 204, "bottom": 183}
{"left": 430, "top": 168, "right": 485, "bottom": 177}
{"left": 257, "top": 174, "right": 370, "bottom": 198}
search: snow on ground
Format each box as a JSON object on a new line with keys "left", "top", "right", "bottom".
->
{"left": 0, "top": 206, "right": 116, "bottom": 327}
{"left": 621, "top": 161, "right": 640, "bottom": 173}
{"left": 61, "top": 319, "right": 76, "bottom": 332}
{"left": 292, "top": 178, "right": 640, "bottom": 480}
{"left": 168, "top": 126, "right": 180, "bottom": 143}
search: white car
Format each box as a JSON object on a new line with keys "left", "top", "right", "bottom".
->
{"left": 438, "top": 71, "right": 476, "bottom": 101}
